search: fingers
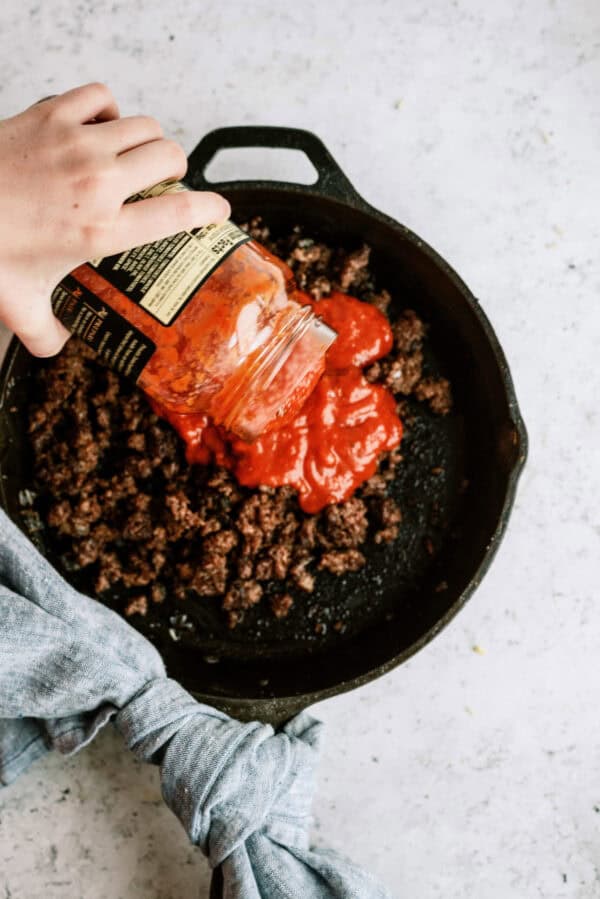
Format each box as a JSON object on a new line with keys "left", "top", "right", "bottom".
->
{"left": 104, "top": 190, "right": 231, "bottom": 253}
{"left": 95, "top": 115, "right": 164, "bottom": 154}
{"left": 30, "top": 94, "right": 57, "bottom": 107}
{"left": 9, "top": 304, "right": 71, "bottom": 358}
{"left": 114, "top": 138, "right": 190, "bottom": 196}
{"left": 52, "top": 82, "right": 120, "bottom": 124}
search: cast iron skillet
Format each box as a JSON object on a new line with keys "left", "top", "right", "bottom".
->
{"left": 0, "top": 126, "right": 527, "bottom": 726}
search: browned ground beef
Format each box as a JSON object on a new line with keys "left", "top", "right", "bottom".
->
{"left": 27, "top": 219, "right": 452, "bottom": 629}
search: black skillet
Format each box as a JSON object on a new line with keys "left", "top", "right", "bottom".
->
{"left": 0, "top": 126, "right": 527, "bottom": 727}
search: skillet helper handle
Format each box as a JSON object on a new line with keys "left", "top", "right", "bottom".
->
{"left": 186, "top": 125, "right": 370, "bottom": 208}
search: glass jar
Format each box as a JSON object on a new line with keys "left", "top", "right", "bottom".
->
{"left": 51, "top": 181, "right": 336, "bottom": 440}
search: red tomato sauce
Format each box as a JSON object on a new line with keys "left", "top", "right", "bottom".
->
{"left": 152, "top": 290, "right": 402, "bottom": 512}
{"left": 70, "top": 240, "right": 334, "bottom": 441}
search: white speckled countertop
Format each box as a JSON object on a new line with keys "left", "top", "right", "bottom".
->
{"left": 1, "top": 1, "right": 599, "bottom": 896}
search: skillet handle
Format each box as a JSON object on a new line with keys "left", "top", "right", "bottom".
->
{"left": 186, "top": 125, "right": 370, "bottom": 208}
{"left": 209, "top": 866, "right": 224, "bottom": 899}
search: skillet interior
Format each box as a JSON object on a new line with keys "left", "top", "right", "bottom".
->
{"left": 0, "top": 145, "right": 526, "bottom": 723}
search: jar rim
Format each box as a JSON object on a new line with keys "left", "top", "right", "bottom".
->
{"left": 217, "top": 305, "right": 336, "bottom": 438}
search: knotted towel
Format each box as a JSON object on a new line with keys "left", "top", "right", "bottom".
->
{"left": 0, "top": 508, "right": 393, "bottom": 898}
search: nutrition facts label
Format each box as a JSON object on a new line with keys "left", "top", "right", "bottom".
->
{"left": 89, "top": 181, "right": 249, "bottom": 326}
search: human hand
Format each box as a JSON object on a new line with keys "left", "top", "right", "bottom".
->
{"left": 0, "top": 83, "right": 230, "bottom": 356}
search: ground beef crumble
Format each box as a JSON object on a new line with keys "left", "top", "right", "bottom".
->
{"left": 26, "top": 218, "right": 452, "bottom": 630}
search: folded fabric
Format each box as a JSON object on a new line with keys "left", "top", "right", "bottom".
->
{"left": 0, "top": 508, "right": 393, "bottom": 898}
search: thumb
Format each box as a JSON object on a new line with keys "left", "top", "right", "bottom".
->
{"left": 6, "top": 298, "right": 71, "bottom": 358}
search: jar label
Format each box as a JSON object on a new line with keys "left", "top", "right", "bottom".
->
{"left": 89, "top": 181, "right": 250, "bottom": 326}
{"left": 51, "top": 274, "right": 156, "bottom": 380}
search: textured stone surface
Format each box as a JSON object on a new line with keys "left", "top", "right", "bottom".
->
{"left": 1, "top": 0, "right": 599, "bottom": 896}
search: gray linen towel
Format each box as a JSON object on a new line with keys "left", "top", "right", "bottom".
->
{"left": 0, "top": 508, "right": 393, "bottom": 898}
